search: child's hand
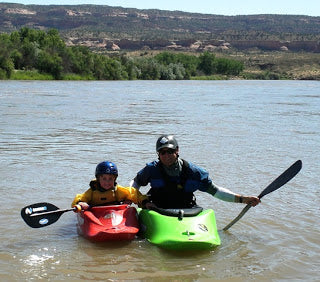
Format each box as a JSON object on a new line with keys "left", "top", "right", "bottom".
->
{"left": 73, "top": 204, "right": 82, "bottom": 213}
{"left": 122, "top": 200, "right": 133, "bottom": 205}
{"left": 78, "top": 202, "right": 90, "bottom": 210}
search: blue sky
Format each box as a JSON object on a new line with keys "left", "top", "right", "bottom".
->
{"left": 1, "top": 0, "right": 319, "bottom": 16}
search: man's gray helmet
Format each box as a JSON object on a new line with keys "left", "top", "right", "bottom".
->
{"left": 156, "top": 135, "right": 178, "bottom": 152}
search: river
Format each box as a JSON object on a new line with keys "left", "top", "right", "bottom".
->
{"left": 0, "top": 80, "right": 319, "bottom": 281}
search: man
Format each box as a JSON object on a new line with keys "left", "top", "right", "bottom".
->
{"left": 130, "top": 135, "right": 260, "bottom": 209}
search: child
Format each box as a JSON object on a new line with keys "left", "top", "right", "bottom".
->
{"left": 72, "top": 161, "right": 148, "bottom": 210}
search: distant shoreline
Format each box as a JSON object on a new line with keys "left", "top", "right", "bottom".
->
{"left": 4, "top": 50, "right": 320, "bottom": 81}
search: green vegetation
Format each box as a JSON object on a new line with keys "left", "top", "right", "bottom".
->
{"left": 1, "top": 4, "right": 319, "bottom": 80}
{"left": 0, "top": 28, "right": 244, "bottom": 80}
{"left": 225, "top": 51, "right": 320, "bottom": 80}
{"left": 11, "top": 70, "right": 54, "bottom": 80}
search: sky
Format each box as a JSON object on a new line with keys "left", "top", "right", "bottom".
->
{"left": 0, "top": 0, "right": 319, "bottom": 17}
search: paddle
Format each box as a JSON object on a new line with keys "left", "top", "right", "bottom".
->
{"left": 21, "top": 202, "right": 78, "bottom": 228}
{"left": 223, "top": 160, "right": 302, "bottom": 231}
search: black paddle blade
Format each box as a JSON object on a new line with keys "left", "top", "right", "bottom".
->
{"left": 258, "top": 160, "right": 302, "bottom": 199}
{"left": 223, "top": 160, "right": 302, "bottom": 231}
{"left": 21, "top": 202, "right": 62, "bottom": 228}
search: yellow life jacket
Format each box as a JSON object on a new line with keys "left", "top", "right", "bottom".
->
{"left": 71, "top": 179, "right": 148, "bottom": 207}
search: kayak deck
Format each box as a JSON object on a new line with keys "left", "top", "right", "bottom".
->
{"left": 77, "top": 204, "right": 139, "bottom": 242}
{"left": 138, "top": 207, "right": 221, "bottom": 250}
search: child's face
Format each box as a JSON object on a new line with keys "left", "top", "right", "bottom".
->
{"left": 98, "top": 174, "right": 116, "bottom": 190}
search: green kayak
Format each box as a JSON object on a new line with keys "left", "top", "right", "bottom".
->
{"left": 138, "top": 206, "right": 221, "bottom": 250}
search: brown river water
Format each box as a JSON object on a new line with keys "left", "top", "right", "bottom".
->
{"left": 0, "top": 80, "right": 319, "bottom": 281}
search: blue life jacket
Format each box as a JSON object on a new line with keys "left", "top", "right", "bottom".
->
{"left": 135, "top": 159, "right": 212, "bottom": 208}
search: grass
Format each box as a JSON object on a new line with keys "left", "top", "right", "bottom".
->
{"left": 191, "top": 75, "right": 228, "bottom": 80}
{"left": 224, "top": 51, "right": 320, "bottom": 80}
{"left": 9, "top": 70, "right": 96, "bottom": 80}
{"left": 11, "top": 70, "right": 54, "bottom": 80}
{"left": 62, "top": 73, "right": 95, "bottom": 80}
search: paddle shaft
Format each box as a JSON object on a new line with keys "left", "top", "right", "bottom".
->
{"left": 30, "top": 207, "right": 75, "bottom": 217}
{"left": 223, "top": 160, "right": 302, "bottom": 231}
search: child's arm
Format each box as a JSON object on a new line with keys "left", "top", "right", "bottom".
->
{"left": 71, "top": 189, "right": 92, "bottom": 208}
{"left": 117, "top": 185, "right": 149, "bottom": 207}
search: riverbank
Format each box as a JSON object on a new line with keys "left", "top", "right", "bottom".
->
{"left": 5, "top": 51, "right": 320, "bottom": 81}
{"left": 117, "top": 49, "right": 320, "bottom": 80}
{"left": 225, "top": 51, "right": 320, "bottom": 80}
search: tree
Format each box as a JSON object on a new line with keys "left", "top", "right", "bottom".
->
{"left": 136, "top": 58, "right": 161, "bottom": 80}
{"left": 0, "top": 34, "right": 14, "bottom": 78}
{"left": 36, "top": 51, "right": 63, "bottom": 79}
{"left": 216, "top": 58, "right": 244, "bottom": 75}
{"left": 10, "top": 49, "right": 23, "bottom": 69}
{"left": 159, "top": 63, "right": 186, "bottom": 80}
{"left": 102, "top": 57, "right": 127, "bottom": 80}
{"left": 198, "top": 52, "right": 217, "bottom": 75}
{"left": 1, "top": 28, "right": 246, "bottom": 80}
{"left": 67, "top": 46, "right": 94, "bottom": 76}
{"left": 120, "top": 55, "right": 140, "bottom": 80}
{"left": 154, "top": 52, "right": 197, "bottom": 78}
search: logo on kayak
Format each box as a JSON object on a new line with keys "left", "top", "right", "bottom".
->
{"left": 103, "top": 212, "right": 123, "bottom": 226}
{"left": 182, "top": 230, "right": 195, "bottom": 238}
{"left": 39, "top": 218, "right": 49, "bottom": 225}
{"left": 198, "top": 224, "right": 208, "bottom": 232}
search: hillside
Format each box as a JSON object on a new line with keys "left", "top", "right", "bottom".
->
{"left": 1, "top": 3, "right": 320, "bottom": 52}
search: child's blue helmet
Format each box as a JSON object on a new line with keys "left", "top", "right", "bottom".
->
{"left": 95, "top": 161, "right": 118, "bottom": 177}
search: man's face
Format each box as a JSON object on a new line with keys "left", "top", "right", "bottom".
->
{"left": 158, "top": 148, "right": 178, "bottom": 166}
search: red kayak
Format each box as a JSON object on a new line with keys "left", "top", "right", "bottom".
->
{"left": 76, "top": 204, "right": 139, "bottom": 242}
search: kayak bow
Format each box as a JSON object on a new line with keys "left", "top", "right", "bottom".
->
{"left": 138, "top": 206, "right": 221, "bottom": 250}
{"left": 77, "top": 204, "right": 139, "bottom": 242}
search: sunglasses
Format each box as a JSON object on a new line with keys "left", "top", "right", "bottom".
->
{"left": 159, "top": 149, "right": 176, "bottom": 156}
